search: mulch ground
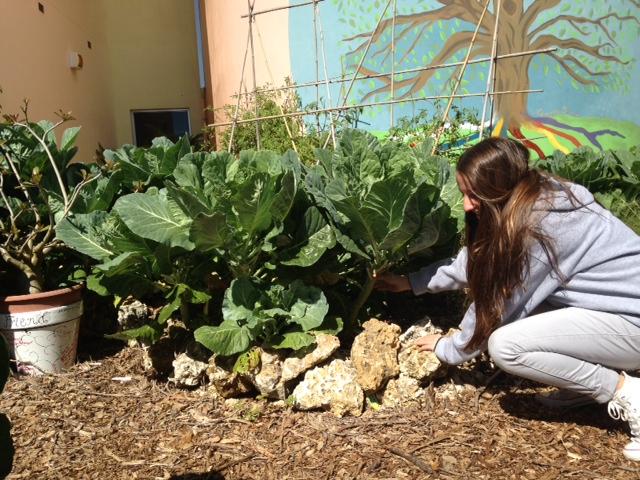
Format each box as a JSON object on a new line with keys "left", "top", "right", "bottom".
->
{"left": 2, "top": 344, "right": 640, "bottom": 480}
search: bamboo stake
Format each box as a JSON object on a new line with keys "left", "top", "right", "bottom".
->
{"left": 227, "top": 27, "right": 252, "bottom": 153}
{"left": 254, "top": 20, "right": 299, "bottom": 154}
{"left": 317, "top": 0, "right": 337, "bottom": 148}
{"left": 431, "top": 0, "right": 492, "bottom": 154}
{"left": 231, "top": 47, "right": 557, "bottom": 98}
{"left": 322, "top": 0, "right": 393, "bottom": 148}
{"left": 241, "top": 0, "right": 325, "bottom": 18}
{"left": 313, "top": 0, "right": 321, "bottom": 133}
{"left": 247, "top": 0, "right": 261, "bottom": 149}
{"left": 339, "top": 0, "right": 393, "bottom": 110}
{"left": 207, "top": 89, "right": 543, "bottom": 128}
{"left": 479, "top": 0, "right": 501, "bottom": 139}
{"left": 390, "top": 0, "right": 397, "bottom": 128}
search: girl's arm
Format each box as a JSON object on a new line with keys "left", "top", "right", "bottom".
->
{"left": 434, "top": 248, "right": 563, "bottom": 365}
{"left": 408, "top": 247, "right": 469, "bottom": 295}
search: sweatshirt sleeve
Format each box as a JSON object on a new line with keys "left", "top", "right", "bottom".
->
{"left": 433, "top": 245, "right": 563, "bottom": 365}
{"left": 407, "top": 247, "right": 468, "bottom": 295}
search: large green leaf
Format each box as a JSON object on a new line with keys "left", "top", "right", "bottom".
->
{"left": 106, "top": 324, "right": 163, "bottom": 344}
{"left": 361, "top": 172, "right": 416, "bottom": 243}
{"left": 114, "top": 191, "right": 194, "bottom": 250}
{"left": 221, "top": 278, "right": 264, "bottom": 323}
{"left": 190, "top": 211, "right": 230, "bottom": 252}
{"left": 271, "top": 331, "right": 316, "bottom": 350}
{"left": 280, "top": 207, "right": 336, "bottom": 267}
{"left": 60, "top": 126, "right": 81, "bottom": 152}
{"left": 56, "top": 212, "right": 115, "bottom": 261}
{"left": 283, "top": 281, "right": 329, "bottom": 331}
{"left": 195, "top": 322, "right": 253, "bottom": 356}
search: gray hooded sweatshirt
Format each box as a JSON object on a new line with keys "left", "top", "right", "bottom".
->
{"left": 408, "top": 181, "right": 640, "bottom": 365}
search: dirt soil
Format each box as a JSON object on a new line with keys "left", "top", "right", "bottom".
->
{"left": 2, "top": 342, "right": 640, "bottom": 480}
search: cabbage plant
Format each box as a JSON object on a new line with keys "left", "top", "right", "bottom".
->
{"left": 305, "top": 130, "right": 461, "bottom": 323}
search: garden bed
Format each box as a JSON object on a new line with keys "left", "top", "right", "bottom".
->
{"left": 1, "top": 345, "right": 637, "bottom": 480}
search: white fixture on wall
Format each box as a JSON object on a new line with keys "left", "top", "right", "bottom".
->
{"left": 68, "top": 51, "right": 83, "bottom": 69}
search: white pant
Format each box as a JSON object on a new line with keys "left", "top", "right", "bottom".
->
{"left": 488, "top": 307, "right": 640, "bottom": 403}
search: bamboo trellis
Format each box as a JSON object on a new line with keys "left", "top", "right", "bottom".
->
{"left": 212, "top": 0, "right": 556, "bottom": 153}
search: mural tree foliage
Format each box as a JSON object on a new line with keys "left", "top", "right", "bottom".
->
{"left": 339, "top": 0, "right": 639, "bottom": 156}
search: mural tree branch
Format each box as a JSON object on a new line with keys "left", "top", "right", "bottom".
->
{"left": 342, "top": 0, "right": 639, "bottom": 156}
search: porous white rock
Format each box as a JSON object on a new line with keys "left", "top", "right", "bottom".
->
{"left": 350, "top": 319, "right": 401, "bottom": 392}
{"left": 170, "top": 352, "right": 208, "bottom": 387}
{"left": 291, "top": 359, "right": 364, "bottom": 417}
{"left": 281, "top": 334, "right": 339, "bottom": 383}
{"left": 381, "top": 374, "right": 424, "bottom": 408}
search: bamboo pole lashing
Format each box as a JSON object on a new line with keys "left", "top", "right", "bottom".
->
{"left": 479, "top": 0, "right": 501, "bottom": 139}
{"left": 431, "top": 0, "right": 492, "bottom": 154}
{"left": 208, "top": 89, "right": 543, "bottom": 129}
{"left": 231, "top": 47, "right": 557, "bottom": 99}
{"left": 240, "top": 0, "right": 325, "bottom": 18}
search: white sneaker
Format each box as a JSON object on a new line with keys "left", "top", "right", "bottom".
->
{"left": 536, "top": 389, "right": 596, "bottom": 409}
{"left": 608, "top": 372, "right": 640, "bottom": 461}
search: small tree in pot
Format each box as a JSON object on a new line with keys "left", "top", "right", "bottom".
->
{"left": 0, "top": 102, "right": 108, "bottom": 295}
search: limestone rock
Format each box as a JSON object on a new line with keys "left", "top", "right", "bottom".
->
{"left": 292, "top": 359, "right": 364, "bottom": 417}
{"left": 350, "top": 319, "right": 401, "bottom": 392}
{"left": 381, "top": 374, "right": 424, "bottom": 408}
{"left": 206, "top": 356, "right": 253, "bottom": 398}
{"left": 117, "top": 298, "right": 150, "bottom": 331}
{"left": 170, "top": 352, "right": 208, "bottom": 387}
{"left": 281, "top": 334, "right": 340, "bottom": 382}
{"left": 398, "top": 318, "right": 446, "bottom": 382}
{"left": 248, "top": 349, "right": 286, "bottom": 399}
{"left": 398, "top": 317, "right": 442, "bottom": 344}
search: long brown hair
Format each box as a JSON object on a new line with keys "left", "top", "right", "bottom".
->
{"left": 457, "top": 137, "right": 559, "bottom": 350}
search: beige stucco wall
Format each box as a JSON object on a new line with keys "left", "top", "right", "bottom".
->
{"left": 97, "top": 0, "right": 204, "bottom": 146}
{"left": 0, "top": 0, "right": 203, "bottom": 157}
{"left": 0, "top": 0, "right": 114, "bottom": 161}
{"left": 202, "top": 0, "right": 292, "bottom": 125}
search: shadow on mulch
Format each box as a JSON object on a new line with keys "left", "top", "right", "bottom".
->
{"left": 498, "top": 391, "right": 625, "bottom": 432}
{"left": 76, "top": 335, "right": 126, "bottom": 362}
{"left": 170, "top": 473, "right": 224, "bottom": 480}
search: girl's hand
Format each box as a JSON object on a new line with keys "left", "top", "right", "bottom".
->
{"left": 373, "top": 272, "right": 412, "bottom": 293}
{"left": 414, "top": 334, "right": 442, "bottom": 352}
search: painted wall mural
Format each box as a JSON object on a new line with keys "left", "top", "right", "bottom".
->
{"left": 289, "top": 0, "right": 640, "bottom": 157}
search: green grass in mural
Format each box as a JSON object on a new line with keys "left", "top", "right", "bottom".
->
{"left": 519, "top": 115, "right": 640, "bottom": 156}
{"left": 370, "top": 115, "right": 639, "bottom": 157}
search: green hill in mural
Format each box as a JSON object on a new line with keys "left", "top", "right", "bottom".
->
{"left": 519, "top": 114, "right": 640, "bottom": 155}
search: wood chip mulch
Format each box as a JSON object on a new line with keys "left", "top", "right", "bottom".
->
{"left": 1, "top": 346, "right": 640, "bottom": 480}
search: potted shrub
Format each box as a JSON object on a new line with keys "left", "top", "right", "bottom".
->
{"left": 0, "top": 103, "right": 109, "bottom": 373}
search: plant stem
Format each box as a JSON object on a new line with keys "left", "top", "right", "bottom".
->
{"left": 18, "top": 122, "right": 69, "bottom": 209}
{"left": 347, "top": 269, "right": 376, "bottom": 325}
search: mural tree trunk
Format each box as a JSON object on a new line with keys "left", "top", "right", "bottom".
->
{"left": 344, "top": 0, "right": 639, "bottom": 156}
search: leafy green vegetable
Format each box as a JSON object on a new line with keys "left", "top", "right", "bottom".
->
{"left": 195, "top": 279, "right": 330, "bottom": 356}
{"left": 305, "top": 129, "right": 457, "bottom": 322}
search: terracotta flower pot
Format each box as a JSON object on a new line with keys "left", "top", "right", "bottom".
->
{"left": 0, "top": 285, "right": 83, "bottom": 374}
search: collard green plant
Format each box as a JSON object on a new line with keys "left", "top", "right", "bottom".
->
{"left": 534, "top": 146, "right": 640, "bottom": 235}
{"left": 0, "top": 334, "right": 14, "bottom": 478}
{"left": 533, "top": 147, "right": 620, "bottom": 193}
{"left": 305, "top": 129, "right": 461, "bottom": 323}
{"left": 188, "top": 149, "right": 301, "bottom": 278}
{"left": 56, "top": 137, "right": 217, "bottom": 342}
{"left": 194, "top": 278, "right": 337, "bottom": 357}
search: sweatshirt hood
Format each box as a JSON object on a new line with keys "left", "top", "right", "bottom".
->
{"left": 534, "top": 179, "right": 595, "bottom": 212}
